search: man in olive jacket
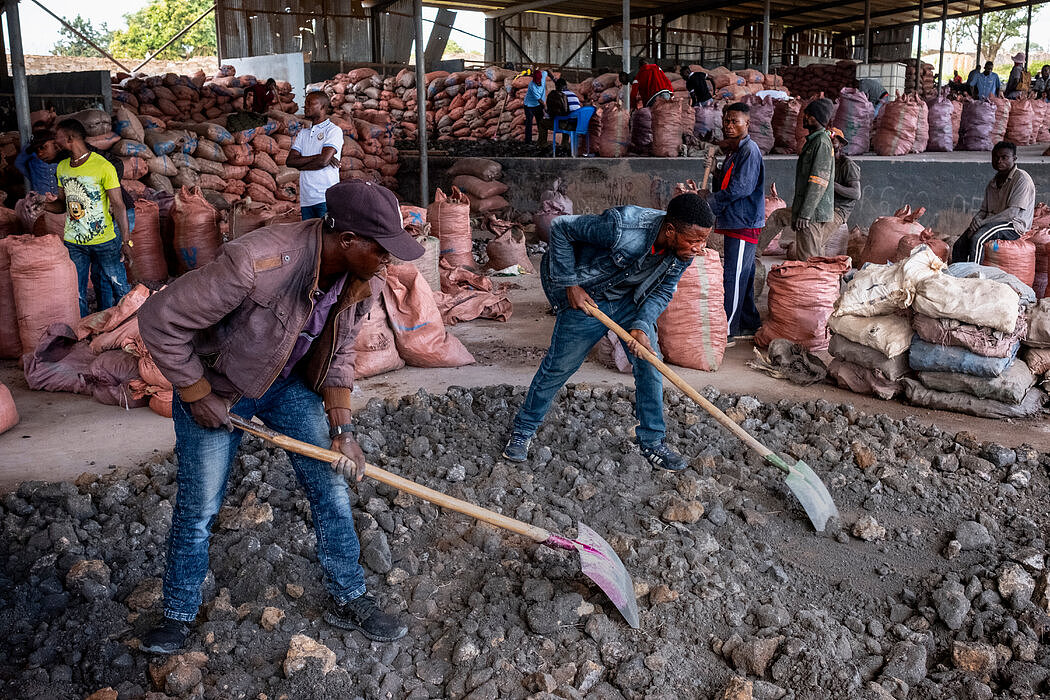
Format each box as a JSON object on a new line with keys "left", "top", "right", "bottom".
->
{"left": 137, "top": 180, "right": 423, "bottom": 654}
{"left": 760, "top": 99, "right": 836, "bottom": 260}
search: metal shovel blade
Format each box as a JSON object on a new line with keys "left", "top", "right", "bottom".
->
{"left": 768, "top": 454, "right": 839, "bottom": 532}
{"left": 573, "top": 522, "right": 640, "bottom": 629}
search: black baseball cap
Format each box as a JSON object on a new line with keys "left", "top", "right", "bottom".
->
{"left": 325, "top": 180, "right": 424, "bottom": 261}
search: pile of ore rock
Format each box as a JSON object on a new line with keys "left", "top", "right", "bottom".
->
{"left": 0, "top": 384, "right": 1047, "bottom": 699}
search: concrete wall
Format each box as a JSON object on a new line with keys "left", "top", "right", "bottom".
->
{"left": 225, "top": 53, "right": 306, "bottom": 112}
{"left": 400, "top": 153, "right": 1050, "bottom": 236}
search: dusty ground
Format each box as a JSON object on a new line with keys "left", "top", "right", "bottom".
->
{"left": 1, "top": 255, "right": 1048, "bottom": 700}
{"left": 3, "top": 265, "right": 1048, "bottom": 490}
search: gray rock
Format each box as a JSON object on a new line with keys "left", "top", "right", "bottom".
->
{"left": 361, "top": 530, "right": 393, "bottom": 574}
{"left": 880, "top": 641, "right": 927, "bottom": 686}
{"left": 932, "top": 581, "right": 970, "bottom": 630}
{"left": 955, "top": 521, "right": 992, "bottom": 550}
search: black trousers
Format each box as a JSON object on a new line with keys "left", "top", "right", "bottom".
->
{"left": 951, "top": 221, "right": 1021, "bottom": 264}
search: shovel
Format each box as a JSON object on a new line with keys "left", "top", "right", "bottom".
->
{"left": 586, "top": 305, "right": 839, "bottom": 532}
{"left": 227, "top": 414, "right": 641, "bottom": 628}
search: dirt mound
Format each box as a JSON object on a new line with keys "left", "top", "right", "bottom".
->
{"left": 0, "top": 385, "right": 1046, "bottom": 698}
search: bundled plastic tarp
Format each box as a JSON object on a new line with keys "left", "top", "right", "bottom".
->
{"left": 835, "top": 245, "right": 946, "bottom": 318}
{"left": 913, "top": 312, "right": 1026, "bottom": 359}
{"left": 903, "top": 378, "right": 1044, "bottom": 419}
{"left": 909, "top": 336, "right": 1019, "bottom": 377}
{"left": 913, "top": 274, "right": 1024, "bottom": 334}
{"left": 828, "top": 313, "right": 914, "bottom": 358}
{"left": 918, "top": 360, "right": 1035, "bottom": 405}
{"left": 828, "top": 358, "right": 901, "bottom": 400}
{"left": 828, "top": 333, "right": 910, "bottom": 381}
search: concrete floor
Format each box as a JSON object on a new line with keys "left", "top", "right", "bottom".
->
{"left": 3, "top": 266, "right": 1049, "bottom": 491}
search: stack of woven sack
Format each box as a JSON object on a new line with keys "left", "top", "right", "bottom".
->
{"left": 903, "top": 262, "right": 1043, "bottom": 417}
{"left": 827, "top": 245, "right": 945, "bottom": 399}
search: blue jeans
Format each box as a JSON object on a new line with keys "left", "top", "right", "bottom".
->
{"left": 512, "top": 296, "right": 666, "bottom": 445}
{"left": 65, "top": 236, "right": 131, "bottom": 317}
{"left": 91, "top": 210, "right": 135, "bottom": 309}
{"left": 163, "top": 375, "right": 366, "bottom": 622}
{"left": 301, "top": 202, "right": 328, "bottom": 221}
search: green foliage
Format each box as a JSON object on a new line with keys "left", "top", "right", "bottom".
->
{"left": 445, "top": 38, "right": 465, "bottom": 55}
{"left": 109, "top": 0, "right": 217, "bottom": 59}
{"left": 957, "top": 8, "right": 1029, "bottom": 65}
{"left": 50, "top": 15, "right": 114, "bottom": 57}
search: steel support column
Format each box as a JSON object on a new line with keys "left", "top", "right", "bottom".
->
{"left": 864, "top": 0, "right": 871, "bottom": 61}
{"left": 937, "top": 0, "right": 947, "bottom": 85}
{"left": 976, "top": 0, "right": 984, "bottom": 65}
{"left": 413, "top": 0, "right": 428, "bottom": 208}
{"left": 762, "top": 0, "right": 770, "bottom": 73}
{"left": 5, "top": 0, "right": 30, "bottom": 183}
{"left": 1024, "top": 0, "right": 1033, "bottom": 71}
{"left": 621, "top": 0, "right": 630, "bottom": 108}
{"left": 915, "top": 0, "right": 924, "bottom": 91}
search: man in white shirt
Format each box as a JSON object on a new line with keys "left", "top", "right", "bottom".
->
{"left": 287, "top": 91, "right": 343, "bottom": 220}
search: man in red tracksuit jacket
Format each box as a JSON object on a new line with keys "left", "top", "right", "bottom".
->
{"left": 631, "top": 60, "right": 674, "bottom": 108}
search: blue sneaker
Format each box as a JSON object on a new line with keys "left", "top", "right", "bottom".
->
{"left": 639, "top": 441, "right": 688, "bottom": 471}
{"left": 502, "top": 432, "right": 532, "bottom": 462}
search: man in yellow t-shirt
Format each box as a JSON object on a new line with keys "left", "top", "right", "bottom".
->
{"left": 44, "top": 118, "right": 132, "bottom": 316}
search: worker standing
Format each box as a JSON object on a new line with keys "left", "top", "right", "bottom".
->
{"left": 523, "top": 68, "right": 550, "bottom": 146}
{"left": 40, "top": 119, "right": 132, "bottom": 316}
{"left": 761, "top": 99, "right": 836, "bottom": 261}
{"left": 286, "top": 91, "right": 343, "bottom": 221}
{"left": 704, "top": 103, "right": 764, "bottom": 345}
{"left": 137, "top": 180, "right": 423, "bottom": 654}
{"left": 501, "top": 194, "right": 714, "bottom": 471}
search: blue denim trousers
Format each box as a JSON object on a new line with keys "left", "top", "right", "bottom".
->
{"left": 65, "top": 235, "right": 132, "bottom": 317}
{"left": 163, "top": 375, "right": 366, "bottom": 622}
{"left": 90, "top": 210, "right": 136, "bottom": 311}
{"left": 301, "top": 202, "right": 328, "bottom": 221}
{"left": 512, "top": 296, "right": 666, "bottom": 445}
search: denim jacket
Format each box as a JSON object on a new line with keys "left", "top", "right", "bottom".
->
{"left": 540, "top": 206, "right": 692, "bottom": 338}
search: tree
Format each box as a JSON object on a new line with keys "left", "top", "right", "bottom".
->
{"left": 109, "top": 0, "right": 217, "bottom": 59}
{"left": 51, "top": 15, "right": 114, "bottom": 57}
{"left": 957, "top": 8, "right": 1029, "bottom": 64}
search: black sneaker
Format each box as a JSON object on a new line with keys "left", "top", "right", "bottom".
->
{"left": 324, "top": 595, "right": 407, "bottom": 642}
{"left": 639, "top": 442, "right": 688, "bottom": 471}
{"left": 501, "top": 432, "right": 532, "bottom": 462}
{"left": 139, "top": 618, "right": 189, "bottom": 654}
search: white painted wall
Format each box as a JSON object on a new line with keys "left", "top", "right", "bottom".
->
{"left": 225, "top": 52, "right": 307, "bottom": 114}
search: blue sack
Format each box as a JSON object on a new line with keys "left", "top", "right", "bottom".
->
{"left": 909, "top": 335, "right": 1018, "bottom": 377}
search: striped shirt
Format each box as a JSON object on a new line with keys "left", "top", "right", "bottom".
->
{"left": 564, "top": 89, "right": 581, "bottom": 112}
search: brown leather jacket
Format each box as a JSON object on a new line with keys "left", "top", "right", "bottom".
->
{"left": 139, "top": 219, "right": 376, "bottom": 411}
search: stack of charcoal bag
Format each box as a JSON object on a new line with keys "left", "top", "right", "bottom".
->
{"left": 826, "top": 245, "right": 945, "bottom": 399}
{"left": 903, "top": 262, "right": 1044, "bottom": 417}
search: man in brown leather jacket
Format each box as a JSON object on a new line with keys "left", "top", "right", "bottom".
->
{"left": 137, "top": 180, "right": 423, "bottom": 654}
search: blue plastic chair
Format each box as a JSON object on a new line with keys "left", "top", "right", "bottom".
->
{"left": 552, "top": 106, "right": 596, "bottom": 157}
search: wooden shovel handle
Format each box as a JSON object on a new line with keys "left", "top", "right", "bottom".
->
{"left": 700, "top": 147, "right": 716, "bottom": 190}
{"left": 228, "top": 414, "right": 553, "bottom": 544}
{"left": 587, "top": 304, "right": 773, "bottom": 460}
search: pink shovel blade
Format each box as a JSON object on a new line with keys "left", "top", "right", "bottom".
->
{"left": 575, "top": 522, "right": 640, "bottom": 629}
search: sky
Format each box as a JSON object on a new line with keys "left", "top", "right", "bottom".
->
{"left": 6, "top": 1, "right": 1046, "bottom": 61}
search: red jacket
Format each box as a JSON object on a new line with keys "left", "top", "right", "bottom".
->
{"left": 631, "top": 65, "right": 674, "bottom": 107}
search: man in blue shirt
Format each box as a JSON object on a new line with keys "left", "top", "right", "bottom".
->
{"left": 523, "top": 68, "right": 550, "bottom": 145}
{"left": 968, "top": 61, "right": 1002, "bottom": 100}
{"left": 15, "top": 130, "right": 59, "bottom": 194}
{"left": 502, "top": 194, "right": 715, "bottom": 472}
{"left": 704, "top": 103, "right": 765, "bottom": 345}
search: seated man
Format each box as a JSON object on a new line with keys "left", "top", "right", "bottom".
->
{"left": 501, "top": 194, "right": 715, "bottom": 472}
{"left": 952, "top": 141, "right": 1035, "bottom": 264}
{"left": 547, "top": 77, "right": 582, "bottom": 132}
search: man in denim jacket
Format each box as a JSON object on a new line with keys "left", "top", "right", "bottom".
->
{"left": 503, "top": 194, "right": 715, "bottom": 471}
